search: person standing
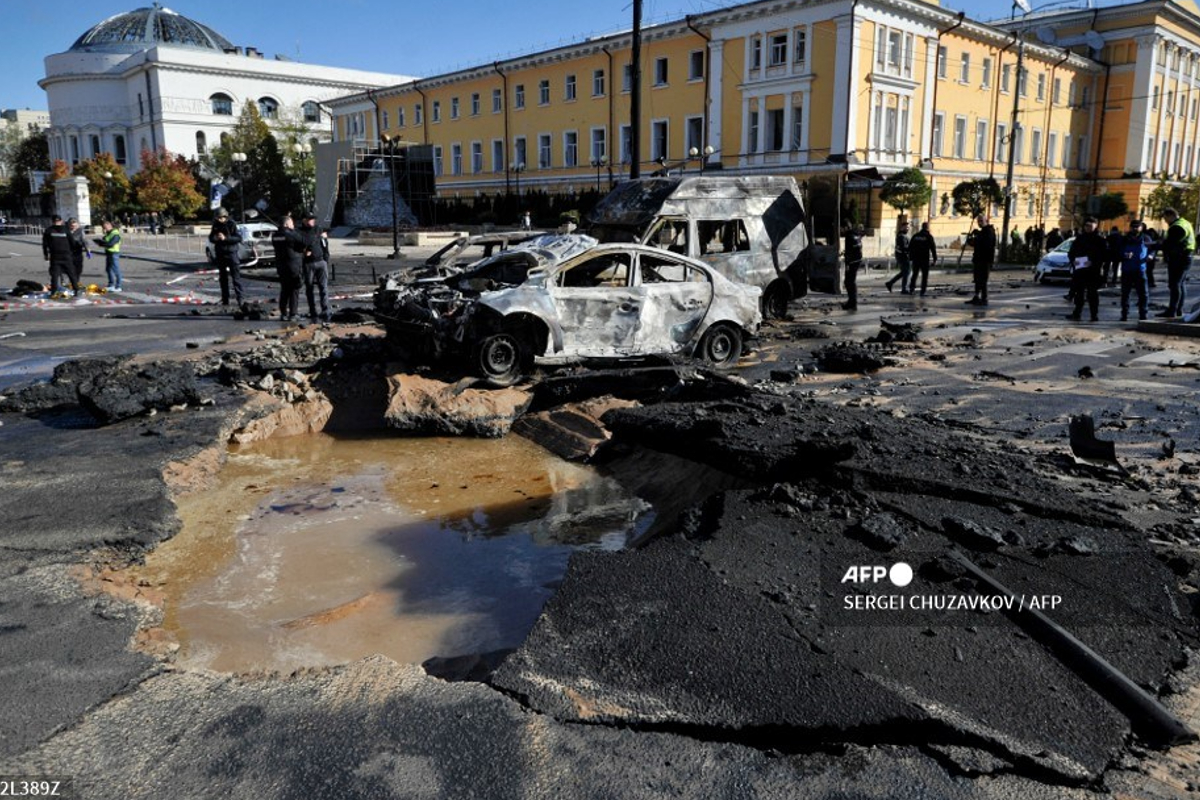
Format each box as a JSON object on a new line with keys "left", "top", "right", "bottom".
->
{"left": 1119, "top": 220, "right": 1150, "bottom": 322}
{"left": 93, "top": 220, "right": 123, "bottom": 292}
{"left": 885, "top": 222, "right": 912, "bottom": 294}
{"left": 908, "top": 221, "right": 939, "bottom": 297}
{"left": 841, "top": 222, "right": 864, "bottom": 311}
{"left": 271, "top": 215, "right": 305, "bottom": 322}
{"left": 521, "top": 210, "right": 532, "bottom": 231}
{"left": 966, "top": 214, "right": 996, "bottom": 306}
{"left": 299, "top": 212, "right": 331, "bottom": 323}
{"left": 1105, "top": 225, "right": 1124, "bottom": 287}
{"left": 208, "top": 207, "right": 244, "bottom": 307}
{"left": 41, "top": 215, "right": 72, "bottom": 296}
{"left": 1067, "top": 216, "right": 1107, "bottom": 322}
{"left": 1159, "top": 208, "right": 1195, "bottom": 317}
{"left": 65, "top": 217, "right": 89, "bottom": 296}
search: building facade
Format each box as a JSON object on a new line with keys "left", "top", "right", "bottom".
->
{"left": 325, "top": 0, "right": 1200, "bottom": 248}
{"left": 0, "top": 109, "right": 51, "bottom": 182}
{"left": 40, "top": 5, "right": 414, "bottom": 176}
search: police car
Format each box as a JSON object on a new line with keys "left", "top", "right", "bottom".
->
{"left": 205, "top": 222, "right": 278, "bottom": 267}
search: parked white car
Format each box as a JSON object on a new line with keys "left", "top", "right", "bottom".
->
{"left": 1033, "top": 237, "right": 1074, "bottom": 283}
{"left": 204, "top": 221, "right": 277, "bottom": 267}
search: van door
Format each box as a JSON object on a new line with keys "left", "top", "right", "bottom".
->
{"left": 696, "top": 218, "right": 758, "bottom": 286}
{"left": 634, "top": 251, "right": 713, "bottom": 354}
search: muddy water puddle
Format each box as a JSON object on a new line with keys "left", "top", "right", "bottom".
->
{"left": 142, "top": 433, "right": 652, "bottom": 673}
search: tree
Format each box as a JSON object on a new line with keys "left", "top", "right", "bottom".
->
{"left": 1141, "top": 178, "right": 1185, "bottom": 222}
{"left": 47, "top": 159, "right": 71, "bottom": 194}
{"left": 1090, "top": 191, "right": 1128, "bottom": 221}
{"left": 951, "top": 178, "right": 1004, "bottom": 219}
{"left": 74, "top": 153, "right": 132, "bottom": 219}
{"left": 133, "top": 149, "right": 205, "bottom": 218}
{"left": 879, "top": 167, "right": 932, "bottom": 215}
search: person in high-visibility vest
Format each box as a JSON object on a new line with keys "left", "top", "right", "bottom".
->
{"left": 94, "top": 220, "right": 123, "bottom": 292}
{"left": 1160, "top": 208, "right": 1194, "bottom": 317}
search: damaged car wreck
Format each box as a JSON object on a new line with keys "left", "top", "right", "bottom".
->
{"left": 374, "top": 233, "right": 762, "bottom": 385}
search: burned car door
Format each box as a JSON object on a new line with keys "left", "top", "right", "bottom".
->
{"left": 634, "top": 251, "right": 713, "bottom": 353}
{"left": 549, "top": 251, "right": 641, "bottom": 356}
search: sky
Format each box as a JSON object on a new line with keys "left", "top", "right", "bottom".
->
{"left": 0, "top": 0, "right": 1127, "bottom": 112}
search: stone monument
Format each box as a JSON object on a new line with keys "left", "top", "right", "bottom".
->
{"left": 54, "top": 176, "right": 92, "bottom": 227}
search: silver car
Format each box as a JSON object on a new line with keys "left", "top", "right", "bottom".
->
{"left": 375, "top": 234, "right": 762, "bottom": 386}
{"left": 1033, "top": 237, "right": 1074, "bottom": 283}
{"left": 205, "top": 221, "right": 277, "bottom": 267}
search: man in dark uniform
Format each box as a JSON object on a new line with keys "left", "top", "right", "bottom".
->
{"left": 208, "top": 207, "right": 244, "bottom": 307}
{"left": 966, "top": 214, "right": 996, "bottom": 306}
{"left": 1067, "top": 216, "right": 1107, "bottom": 322}
{"left": 908, "top": 221, "right": 939, "bottom": 297}
{"left": 885, "top": 222, "right": 912, "bottom": 294}
{"left": 271, "top": 215, "right": 305, "bottom": 321}
{"left": 41, "top": 215, "right": 72, "bottom": 296}
{"left": 66, "top": 218, "right": 88, "bottom": 296}
{"left": 841, "top": 222, "right": 863, "bottom": 311}
{"left": 299, "top": 212, "right": 331, "bottom": 323}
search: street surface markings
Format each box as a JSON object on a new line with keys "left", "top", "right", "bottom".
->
{"left": 1127, "top": 349, "right": 1200, "bottom": 366}
{"left": 1027, "top": 340, "right": 1132, "bottom": 360}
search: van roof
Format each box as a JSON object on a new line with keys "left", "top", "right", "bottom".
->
{"left": 589, "top": 175, "right": 804, "bottom": 228}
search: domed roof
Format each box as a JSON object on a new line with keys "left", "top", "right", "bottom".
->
{"left": 70, "top": 4, "right": 235, "bottom": 54}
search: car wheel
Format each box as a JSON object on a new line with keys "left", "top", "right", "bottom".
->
{"left": 697, "top": 322, "right": 743, "bottom": 370}
{"left": 762, "top": 281, "right": 791, "bottom": 319}
{"left": 475, "top": 333, "right": 526, "bottom": 387}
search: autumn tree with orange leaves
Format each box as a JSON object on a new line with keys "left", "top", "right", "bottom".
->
{"left": 132, "top": 148, "right": 204, "bottom": 218}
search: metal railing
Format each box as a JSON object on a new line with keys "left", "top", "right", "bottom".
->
{"left": 1, "top": 223, "right": 208, "bottom": 261}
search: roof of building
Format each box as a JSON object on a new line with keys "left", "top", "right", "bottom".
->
{"left": 69, "top": 4, "right": 235, "bottom": 54}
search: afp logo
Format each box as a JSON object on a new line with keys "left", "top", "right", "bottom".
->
{"left": 841, "top": 562, "right": 914, "bottom": 587}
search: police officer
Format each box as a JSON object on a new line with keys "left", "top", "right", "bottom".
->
{"left": 965, "top": 214, "right": 996, "bottom": 306}
{"left": 41, "top": 215, "right": 72, "bottom": 296}
{"left": 299, "top": 212, "right": 331, "bottom": 323}
{"left": 1067, "top": 216, "right": 1107, "bottom": 322}
{"left": 908, "top": 221, "right": 939, "bottom": 297}
{"left": 1160, "top": 207, "right": 1195, "bottom": 317}
{"left": 841, "top": 222, "right": 863, "bottom": 311}
{"left": 66, "top": 217, "right": 89, "bottom": 296}
{"left": 271, "top": 215, "right": 305, "bottom": 321}
{"left": 208, "top": 207, "right": 244, "bottom": 307}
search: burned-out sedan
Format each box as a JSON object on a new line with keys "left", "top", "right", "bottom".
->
{"left": 374, "top": 234, "right": 762, "bottom": 385}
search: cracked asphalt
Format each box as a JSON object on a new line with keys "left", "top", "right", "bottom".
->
{"left": 0, "top": 239, "right": 1198, "bottom": 799}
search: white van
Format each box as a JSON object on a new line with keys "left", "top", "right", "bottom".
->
{"left": 587, "top": 175, "right": 810, "bottom": 318}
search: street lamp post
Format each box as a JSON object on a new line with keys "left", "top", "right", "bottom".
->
{"left": 380, "top": 134, "right": 401, "bottom": 259}
{"left": 689, "top": 145, "right": 715, "bottom": 174}
{"left": 591, "top": 157, "right": 607, "bottom": 192}
{"left": 102, "top": 171, "right": 113, "bottom": 222}
{"left": 231, "top": 152, "right": 247, "bottom": 222}
{"left": 291, "top": 142, "right": 312, "bottom": 210}
{"left": 513, "top": 162, "right": 526, "bottom": 203}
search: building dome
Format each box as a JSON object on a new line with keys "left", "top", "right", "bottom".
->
{"left": 69, "top": 4, "right": 235, "bottom": 54}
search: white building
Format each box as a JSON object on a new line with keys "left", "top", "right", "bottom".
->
{"left": 0, "top": 109, "right": 51, "bottom": 182}
{"left": 40, "top": 4, "right": 414, "bottom": 174}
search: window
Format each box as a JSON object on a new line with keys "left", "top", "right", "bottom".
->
{"left": 515, "top": 84, "right": 525, "bottom": 109}
{"left": 792, "top": 105, "right": 804, "bottom": 150}
{"left": 960, "top": 53, "right": 970, "bottom": 83}
{"left": 748, "top": 111, "right": 759, "bottom": 154}
{"left": 1180, "top": 92, "right": 1187, "bottom": 116}
{"left": 471, "top": 93, "right": 480, "bottom": 116}
{"left": 1152, "top": 86, "right": 1160, "bottom": 110}
{"left": 1012, "top": 126, "right": 1024, "bottom": 163}
{"left": 397, "top": 107, "right": 406, "bottom": 127}
{"left": 433, "top": 145, "right": 443, "bottom": 176}
{"left": 982, "top": 57, "right": 992, "bottom": 88}
{"left": 697, "top": 220, "right": 751, "bottom": 254}
{"left": 932, "top": 112, "right": 945, "bottom": 157}
{"left": 138, "top": 93, "right": 144, "bottom": 120}
{"left": 451, "top": 143, "right": 462, "bottom": 175}
{"left": 195, "top": 131, "right": 206, "bottom": 155}
{"left": 640, "top": 254, "right": 705, "bottom": 283}
{"left": 1053, "top": 78, "right": 1061, "bottom": 105}
{"left": 1068, "top": 82, "right": 1076, "bottom": 106}
{"left": 492, "top": 139, "right": 504, "bottom": 172}
{"left": 647, "top": 220, "right": 690, "bottom": 255}
{"left": 770, "top": 33, "right": 788, "bottom": 66}
{"left": 565, "top": 75, "right": 577, "bottom": 102}
{"left": 471, "top": 142, "right": 483, "bottom": 173}
{"left": 539, "top": 80, "right": 550, "bottom": 105}
{"left": 751, "top": 36, "right": 762, "bottom": 69}
{"left": 492, "top": 89, "right": 502, "bottom": 113}
{"left": 996, "top": 122, "right": 1008, "bottom": 162}
{"left": 1048, "top": 131, "right": 1058, "bottom": 167}
{"left": 689, "top": 50, "right": 705, "bottom": 81}
{"left": 1037, "top": 74, "right": 1045, "bottom": 101}
{"left": 591, "top": 127, "right": 607, "bottom": 162}
{"left": 1031, "top": 129, "right": 1043, "bottom": 165}
{"left": 974, "top": 120, "right": 988, "bottom": 161}
{"left": 685, "top": 116, "right": 703, "bottom": 156}
{"left": 651, "top": 120, "right": 669, "bottom": 161}
{"left": 432, "top": 100, "right": 441, "bottom": 123}
{"left": 1077, "top": 135, "right": 1089, "bottom": 170}
{"left": 258, "top": 97, "right": 278, "bottom": 119}
{"left": 887, "top": 31, "right": 903, "bottom": 69}
{"left": 767, "top": 109, "right": 785, "bottom": 151}
{"left": 1080, "top": 85, "right": 1090, "bottom": 108}
{"left": 794, "top": 29, "right": 806, "bottom": 64}
{"left": 538, "top": 134, "right": 551, "bottom": 168}
{"left": 302, "top": 101, "right": 320, "bottom": 123}
{"left": 623, "top": 64, "right": 633, "bottom": 92}
{"left": 415, "top": 103, "right": 423, "bottom": 124}
{"left": 563, "top": 131, "right": 578, "bottom": 167}
{"left": 1192, "top": 97, "right": 1198, "bottom": 120}
{"left": 557, "top": 253, "right": 631, "bottom": 288}
{"left": 1017, "top": 67, "right": 1028, "bottom": 97}
{"left": 211, "top": 93, "right": 233, "bottom": 115}
{"left": 382, "top": 110, "right": 389, "bottom": 131}
{"left": 937, "top": 46, "right": 947, "bottom": 79}
{"left": 89, "top": 134, "right": 100, "bottom": 157}
{"left": 593, "top": 69, "right": 606, "bottom": 96}
{"left": 114, "top": 135, "right": 126, "bottom": 164}
{"left": 654, "top": 57, "right": 668, "bottom": 86}
{"left": 514, "top": 137, "right": 527, "bottom": 169}
{"left": 619, "top": 124, "right": 632, "bottom": 163}
{"left": 953, "top": 115, "right": 967, "bottom": 158}
{"left": 1175, "top": 142, "right": 1183, "bottom": 173}
{"left": 1062, "top": 134, "right": 1070, "bottom": 169}
{"left": 451, "top": 97, "right": 460, "bottom": 119}
{"left": 1001, "top": 64, "right": 1011, "bottom": 93}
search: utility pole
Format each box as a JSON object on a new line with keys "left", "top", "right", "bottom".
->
{"left": 630, "top": 0, "right": 642, "bottom": 179}
{"left": 1000, "top": 37, "right": 1024, "bottom": 262}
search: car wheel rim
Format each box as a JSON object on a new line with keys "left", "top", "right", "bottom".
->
{"left": 485, "top": 338, "right": 517, "bottom": 374}
{"left": 710, "top": 332, "right": 732, "bottom": 360}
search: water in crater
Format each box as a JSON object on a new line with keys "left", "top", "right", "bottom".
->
{"left": 142, "top": 432, "right": 653, "bottom": 673}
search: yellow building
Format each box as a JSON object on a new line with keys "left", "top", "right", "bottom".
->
{"left": 325, "top": 0, "right": 1200, "bottom": 250}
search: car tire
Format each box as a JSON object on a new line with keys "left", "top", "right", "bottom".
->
{"left": 697, "top": 322, "right": 743, "bottom": 370}
{"left": 762, "top": 281, "right": 791, "bottom": 319}
{"left": 475, "top": 332, "right": 526, "bottom": 387}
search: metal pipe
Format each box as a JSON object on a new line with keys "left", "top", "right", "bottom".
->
{"left": 927, "top": 12, "right": 966, "bottom": 160}
{"left": 493, "top": 63, "right": 511, "bottom": 195}
{"left": 630, "top": 0, "right": 643, "bottom": 179}
{"left": 686, "top": 16, "right": 713, "bottom": 171}
{"left": 1000, "top": 38, "right": 1024, "bottom": 262}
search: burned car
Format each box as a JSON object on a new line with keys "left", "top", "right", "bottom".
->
{"left": 419, "top": 230, "right": 548, "bottom": 278}
{"left": 375, "top": 234, "right": 762, "bottom": 385}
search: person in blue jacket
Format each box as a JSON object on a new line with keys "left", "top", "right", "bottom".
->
{"left": 1119, "top": 220, "right": 1150, "bottom": 322}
